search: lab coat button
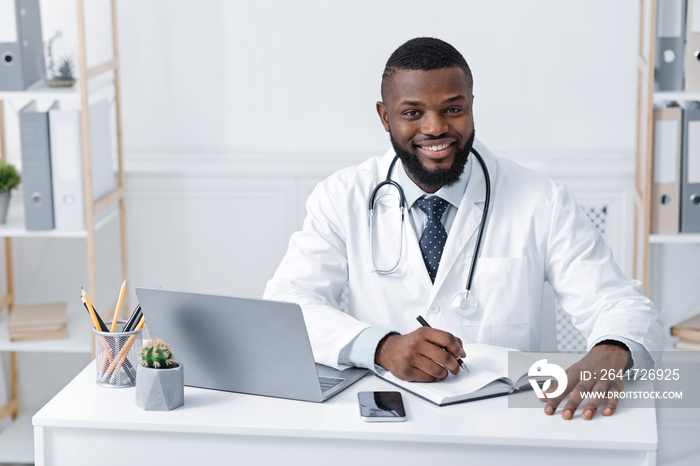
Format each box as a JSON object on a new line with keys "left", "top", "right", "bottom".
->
{"left": 428, "top": 304, "right": 440, "bottom": 314}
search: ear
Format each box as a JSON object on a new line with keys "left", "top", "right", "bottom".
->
{"left": 376, "top": 101, "right": 390, "bottom": 132}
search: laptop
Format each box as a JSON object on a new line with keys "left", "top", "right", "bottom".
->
{"left": 135, "top": 287, "right": 368, "bottom": 402}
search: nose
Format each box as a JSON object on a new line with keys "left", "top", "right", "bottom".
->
{"left": 421, "top": 111, "right": 448, "bottom": 137}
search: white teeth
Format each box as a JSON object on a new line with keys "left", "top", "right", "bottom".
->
{"left": 422, "top": 143, "right": 450, "bottom": 152}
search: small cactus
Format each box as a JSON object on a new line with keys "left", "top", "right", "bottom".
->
{"left": 139, "top": 338, "right": 175, "bottom": 368}
{"left": 53, "top": 56, "right": 75, "bottom": 81}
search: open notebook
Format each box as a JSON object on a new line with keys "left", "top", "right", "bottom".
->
{"left": 378, "top": 343, "right": 555, "bottom": 406}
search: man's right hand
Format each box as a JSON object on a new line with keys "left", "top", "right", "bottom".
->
{"left": 374, "top": 327, "right": 466, "bottom": 382}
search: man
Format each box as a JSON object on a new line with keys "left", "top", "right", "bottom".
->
{"left": 264, "top": 37, "right": 664, "bottom": 420}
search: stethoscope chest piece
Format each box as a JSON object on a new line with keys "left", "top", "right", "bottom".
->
{"left": 452, "top": 290, "right": 477, "bottom": 316}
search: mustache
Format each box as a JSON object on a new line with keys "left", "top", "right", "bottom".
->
{"left": 389, "top": 128, "right": 475, "bottom": 191}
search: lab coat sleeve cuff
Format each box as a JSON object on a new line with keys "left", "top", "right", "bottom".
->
{"left": 592, "top": 335, "right": 655, "bottom": 370}
{"left": 338, "top": 327, "right": 395, "bottom": 373}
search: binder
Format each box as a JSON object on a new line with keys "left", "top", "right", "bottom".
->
{"left": 686, "top": 0, "right": 700, "bottom": 91}
{"left": 655, "top": 0, "right": 687, "bottom": 91}
{"left": 651, "top": 105, "right": 683, "bottom": 234}
{"left": 0, "top": 0, "right": 45, "bottom": 91}
{"left": 48, "top": 99, "right": 117, "bottom": 230}
{"left": 19, "top": 100, "right": 57, "bottom": 230}
{"left": 680, "top": 101, "right": 700, "bottom": 232}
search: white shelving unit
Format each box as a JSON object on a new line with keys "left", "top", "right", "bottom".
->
{"left": 0, "top": 188, "right": 117, "bottom": 239}
{"left": 0, "top": 75, "right": 115, "bottom": 105}
{"left": 649, "top": 234, "right": 700, "bottom": 244}
{"left": 634, "top": 0, "right": 700, "bottom": 305}
{"left": 652, "top": 91, "right": 700, "bottom": 104}
{"left": 0, "top": 1, "right": 127, "bottom": 463}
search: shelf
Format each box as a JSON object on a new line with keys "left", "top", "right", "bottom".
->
{"left": 649, "top": 234, "right": 700, "bottom": 244}
{"left": 653, "top": 91, "right": 700, "bottom": 104}
{"left": 0, "top": 190, "right": 118, "bottom": 239}
{"left": 0, "top": 76, "right": 115, "bottom": 105}
{"left": 0, "top": 299, "right": 92, "bottom": 353}
{"left": 0, "top": 409, "right": 36, "bottom": 464}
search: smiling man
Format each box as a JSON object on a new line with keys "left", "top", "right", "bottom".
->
{"left": 264, "top": 37, "right": 664, "bottom": 420}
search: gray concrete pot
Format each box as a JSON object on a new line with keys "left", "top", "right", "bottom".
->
{"left": 135, "top": 362, "right": 184, "bottom": 411}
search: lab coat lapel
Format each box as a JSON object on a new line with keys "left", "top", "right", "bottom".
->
{"left": 430, "top": 149, "right": 494, "bottom": 300}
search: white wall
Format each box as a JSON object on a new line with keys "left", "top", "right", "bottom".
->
{"left": 115, "top": 0, "right": 639, "bottom": 156}
{"left": 2, "top": 0, "right": 641, "bottom": 162}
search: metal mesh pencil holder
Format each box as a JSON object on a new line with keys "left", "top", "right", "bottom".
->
{"left": 93, "top": 321, "right": 143, "bottom": 388}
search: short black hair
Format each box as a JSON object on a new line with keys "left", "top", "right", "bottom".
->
{"left": 381, "top": 37, "right": 473, "bottom": 100}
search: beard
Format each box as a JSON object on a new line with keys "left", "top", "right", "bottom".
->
{"left": 390, "top": 129, "right": 475, "bottom": 192}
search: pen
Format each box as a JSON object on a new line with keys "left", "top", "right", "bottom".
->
{"left": 416, "top": 315, "right": 469, "bottom": 373}
{"left": 123, "top": 304, "right": 142, "bottom": 332}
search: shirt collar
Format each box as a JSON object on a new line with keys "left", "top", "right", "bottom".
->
{"left": 396, "top": 156, "right": 472, "bottom": 209}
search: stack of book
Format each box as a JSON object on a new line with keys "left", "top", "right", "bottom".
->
{"left": 7, "top": 302, "right": 67, "bottom": 342}
{"left": 671, "top": 313, "right": 700, "bottom": 350}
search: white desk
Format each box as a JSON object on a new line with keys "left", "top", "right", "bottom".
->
{"left": 33, "top": 362, "right": 657, "bottom": 466}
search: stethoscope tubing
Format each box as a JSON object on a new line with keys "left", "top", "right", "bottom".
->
{"left": 465, "top": 147, "right": 490, "bottom": 291}
{"left": 368, "top": 147, "right": 490, "bottom": 295}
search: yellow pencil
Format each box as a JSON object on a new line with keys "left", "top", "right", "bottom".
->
{"left": 110, "top": 279, "right": 127, "bottom": 332}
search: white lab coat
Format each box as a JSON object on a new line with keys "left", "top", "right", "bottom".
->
{"left": 264, "top": 140, "right": 664, "bottom": 369}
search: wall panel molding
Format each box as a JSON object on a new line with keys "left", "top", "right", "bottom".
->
{"left": 123, "top": 150, "right": 635, "bottom": 299}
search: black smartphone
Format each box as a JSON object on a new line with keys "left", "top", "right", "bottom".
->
{"left": 358, "top": 391, "right": 406, "bottom": 422}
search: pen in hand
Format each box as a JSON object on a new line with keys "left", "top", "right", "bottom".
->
{"left": 416, "top": 315, "right": 470, "bottom": 374}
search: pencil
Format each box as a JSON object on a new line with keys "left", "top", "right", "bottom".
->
{"left": 83, "top": 296, "right": 114, "bottom": 368}
{"left": 416, "top": 315, "right": 470, "bottom": 373}
{"left": 110, "top": 279, "right": 127, "bottom": 332}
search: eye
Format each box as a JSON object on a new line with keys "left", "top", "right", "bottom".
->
{"left": 403, "top": 110, "right": 420, "bottom": 118}
{"left": 444, "top": 107, "right": 462, "bottom": 114}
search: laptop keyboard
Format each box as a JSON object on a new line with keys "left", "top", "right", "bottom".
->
{"left": 319, "top": 376, "right": 344, "bottom": 392}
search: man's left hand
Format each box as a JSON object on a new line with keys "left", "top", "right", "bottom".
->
{"left": 542, "top": 344, "right": 631, "bottom": 420}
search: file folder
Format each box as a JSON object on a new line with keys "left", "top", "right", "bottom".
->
{"left": 655, "top": 0, "right": 687, "bottom": 91}
{"left": 19, "top": 100, "right": 57, "bottom": 230}
{"left": 48, "top": 99, "right": 117, "bottom": 231}
{"left": 686, "top": 0, "right": 700, "bottom": 91}
{"left": 681, "top": 101, "right": 700, "bottom": 232}
{"left": 0, "top": 0, "right": 45, "bottom": 91}
{"left": 651, "top": 105, "right": 683, "bottom": 234}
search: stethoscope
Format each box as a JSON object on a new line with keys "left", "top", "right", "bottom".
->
{"left": 368, "top": 147, "right": 491, "bottom": 316}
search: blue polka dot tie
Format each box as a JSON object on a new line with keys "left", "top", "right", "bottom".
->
{"left": 416, "top": 196, "right": 449, "bottom": 283}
